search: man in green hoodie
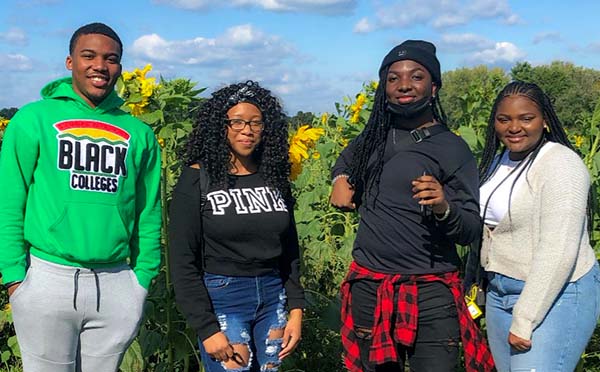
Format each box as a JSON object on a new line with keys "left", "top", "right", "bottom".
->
{"left": 0, "top": 23, "right": 161, "bottom": 372}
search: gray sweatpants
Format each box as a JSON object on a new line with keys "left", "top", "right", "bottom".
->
{"left": 9, "top": 255, "right": 148, "bottom": 372}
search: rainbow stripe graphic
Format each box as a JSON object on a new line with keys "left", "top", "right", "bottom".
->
{"left": 54, "top": 120, "right": 130, "bottom": 146}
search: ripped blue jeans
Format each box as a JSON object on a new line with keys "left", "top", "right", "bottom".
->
{"left": 199, "top": 271, "right": 288, "bottom": 372}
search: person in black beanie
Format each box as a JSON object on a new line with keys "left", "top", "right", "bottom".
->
{"left": 330, "top": 40, "right": 495, "bottom": 372}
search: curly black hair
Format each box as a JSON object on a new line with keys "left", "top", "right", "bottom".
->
{"left": 183, "top": 80, "right": 293, "bottom": 202}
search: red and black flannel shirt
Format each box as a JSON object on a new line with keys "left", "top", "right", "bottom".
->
{"left": 340, "top": 261, "right": 495, "bottom": 372}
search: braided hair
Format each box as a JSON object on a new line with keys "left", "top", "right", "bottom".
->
{"left": 479, "top": 81, "right": 593, "bottom": 231}
{"left": 183, "top": 80, "right": 292, "bottom": 203}
{"left": 348, "top": 67, "right": 447, "bottom": 205}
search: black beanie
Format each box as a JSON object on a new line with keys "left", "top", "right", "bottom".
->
{"left": 378, "top": 40, "right": 442, "bottom": 88}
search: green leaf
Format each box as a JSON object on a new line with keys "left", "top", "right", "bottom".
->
{"left": 0, "top": 308, "right": 7, "bottom": 328}
{"left": 359, "top": 109, "right": 370, "bottom": 122}
{"left": 139, "top": 328, "right": 164, "bottom": 358}
{"left": 1, "top": 350, "right": 10, "bottom": 363}
{"left": 8, "top": 335, "right": 20, "bottom": 357}
{"left": 593, "top": 152, "right": 600, "bottom": 172}
{"left": 456, "top": 125, "right": 478, "bottom": 151}
{"left": 338, "top": 233, "right": 355, "bottom": 261}
{"left": 175, "top": 128, "right": 188, "bottom": 139}
{"left": 316, "top": 141, "right": 335, "bottom": 158}
{"left": 127, "top": 93, "right": 144, "bottom": 103}
{"left": 120, "top": 339, "right": 144, "bottom": 372}
{"left": 591, "top": 95, "right": 600, "bottom": 127}
{"left": 158, "top": 126, "right": 174, "bottom": 139}
{"left": 172, "top": 331, "right": 193, "bottom": 362}
{"left": 138, "top": 110, "right": 164, "bottom": 125}
{"left": 305, "top": 219, "right": 322, "bottom": 239}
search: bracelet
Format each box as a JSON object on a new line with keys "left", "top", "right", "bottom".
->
{"left": 332, "top": 174, "right": 350, "bottom": 185}
{"left": 434, "top": 204, "right": 451, "bottom": 221}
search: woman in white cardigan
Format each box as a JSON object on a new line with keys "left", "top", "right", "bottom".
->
{"left": 478, "top": 81, "right": 600, "bottom": 372}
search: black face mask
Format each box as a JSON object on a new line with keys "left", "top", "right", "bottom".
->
{"left": 386, "top": 96, "right": 432, "bottom": 119}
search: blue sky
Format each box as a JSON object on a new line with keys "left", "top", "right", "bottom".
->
{"left": 1, "top": 0, "right": 600, "bottom": 115}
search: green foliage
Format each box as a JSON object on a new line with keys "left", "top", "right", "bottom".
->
{"left": 440, "top": 65, "right": 509, "bottom": 131}
{"left": 288, "top": 111, "right": 317, "bottom": 130}
{"left": 581, "top": 325, "right": 600, "bottom": 371}
{"left": 0, "top": 289, "right": 22, "bottom": 372}
{"left": 510, "top": 61, "right": 534, "bottom": 82}
{"left": 439, "top": 66, "right": 508, "bottom": 159}
{"left": 136, "top": 78, "right": 205, "bottom": 372}
{"left": 0, "top": 108, "right": 17, "bottom": 120}
{"left": 566, "top": 98, "right": 600, "bottom": 253}
{"left": 116, "top": 74, "right": 206, "bottom": 372}
{"left": 510, "top": 61, "right": 600, "bottom": 127}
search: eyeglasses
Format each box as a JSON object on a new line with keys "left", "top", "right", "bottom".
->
{"left": 225, "top": 118, "right": 264, "bottom": 132}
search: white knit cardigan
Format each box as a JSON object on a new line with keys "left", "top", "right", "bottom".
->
{"left": 481, "top": 142, "right": 597, "bottom": 340}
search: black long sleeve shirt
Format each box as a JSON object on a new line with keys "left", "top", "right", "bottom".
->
{"left": 332, "top": 126, "right": 481, "bottom": 274}
{"left": 168, "top": 167, "right": 304, "bottom": 341}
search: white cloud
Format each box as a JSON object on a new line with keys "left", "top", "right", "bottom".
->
{"left": 16, "top": 0, "right": 61, "bottom": 5}
{"left": 373, "top": 0, "right": 436, "bottom": 29}
{"left": 129, "top": 25, "right": 346, "bottom": 113}
{"left": 353, "top": 17, "right": 374, "bottom": 33}
{"left": 587, "top": 42, "right": 600, "bottom": 53}
{"left": 533, "top": 31, "right": 562, "bottom": 45}
{"left": 0, "top": 54, "right": 33, "bottom": 71}
{"left": 431, "top": 14, "right": 469, "bottom": 28}
{"left": 258, "top": 68, "right": 346, "bottom": 113}
{"left": 503, "top": 14, "right": 521, "bottom": 25}
{"left": 467, "top": 0, "right": 510, "bottom": 19}
{"left": 440, "top": 34, "right": 526, "bottom": 68}
{"left": 439, "top": 33, "right": 495, "bottom": 52}
{"left": 0, "top": 28, "right": 28, "bottom": 46}
{"left": 151, "top": 0, "right": 211, "bottom": 9}
{"left": 152, "top": 0, "right": 357, "bottom": 14}
{"left": 466, "top": 41, "right": 526, "bottom": 66}
{"left": 131, "top": 24, "right": 297, "bottom": 67}
{"left": 357, "top": 0, "right": 520, "bottom": 32}
{"left": 145, "top": 61, "right": 345, "bottom": 114}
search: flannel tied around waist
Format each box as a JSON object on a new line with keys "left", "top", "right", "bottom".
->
{"left": 340, "top": 261, "right": 495, "bottom": 372}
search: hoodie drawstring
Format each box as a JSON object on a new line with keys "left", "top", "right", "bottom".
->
{"left": 91, "top": 268, "right": 100, "bottom": 312}
{"left": 73, "top": 268, "right": 101, "bottom": 312}
{"left": 73, "top": 269, "right": 80, "bottom": 310}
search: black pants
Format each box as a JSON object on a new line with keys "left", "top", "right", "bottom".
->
{"left": 351, "top": 280, "right": 460, "bottom": 372}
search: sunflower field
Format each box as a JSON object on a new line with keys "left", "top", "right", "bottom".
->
{"left": 0, "top": 63, "right": 599, "bottom": 372}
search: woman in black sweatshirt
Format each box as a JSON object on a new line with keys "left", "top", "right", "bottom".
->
{"left": 169, "top": 81, "right": 304, "bottom": 372}
{"left": 330, "top": 41, "right": 493, "bottom": 372}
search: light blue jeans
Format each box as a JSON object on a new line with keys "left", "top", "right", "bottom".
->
{"left": 486, "top": 263, "right": 600, "bottom": 372}
{"left": 199, "top": 271, "right": 288, "bottom": 372}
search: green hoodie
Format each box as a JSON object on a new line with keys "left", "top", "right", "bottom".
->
{"left": 0, "top": 78, "right": 161, "bottom": 289}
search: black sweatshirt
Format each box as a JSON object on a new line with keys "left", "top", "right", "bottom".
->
{"left": 332, "top": 125, "right": 481, "bottom": 274}
{"left": 168, "top": 167, "right": 304, "bottom": 341}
